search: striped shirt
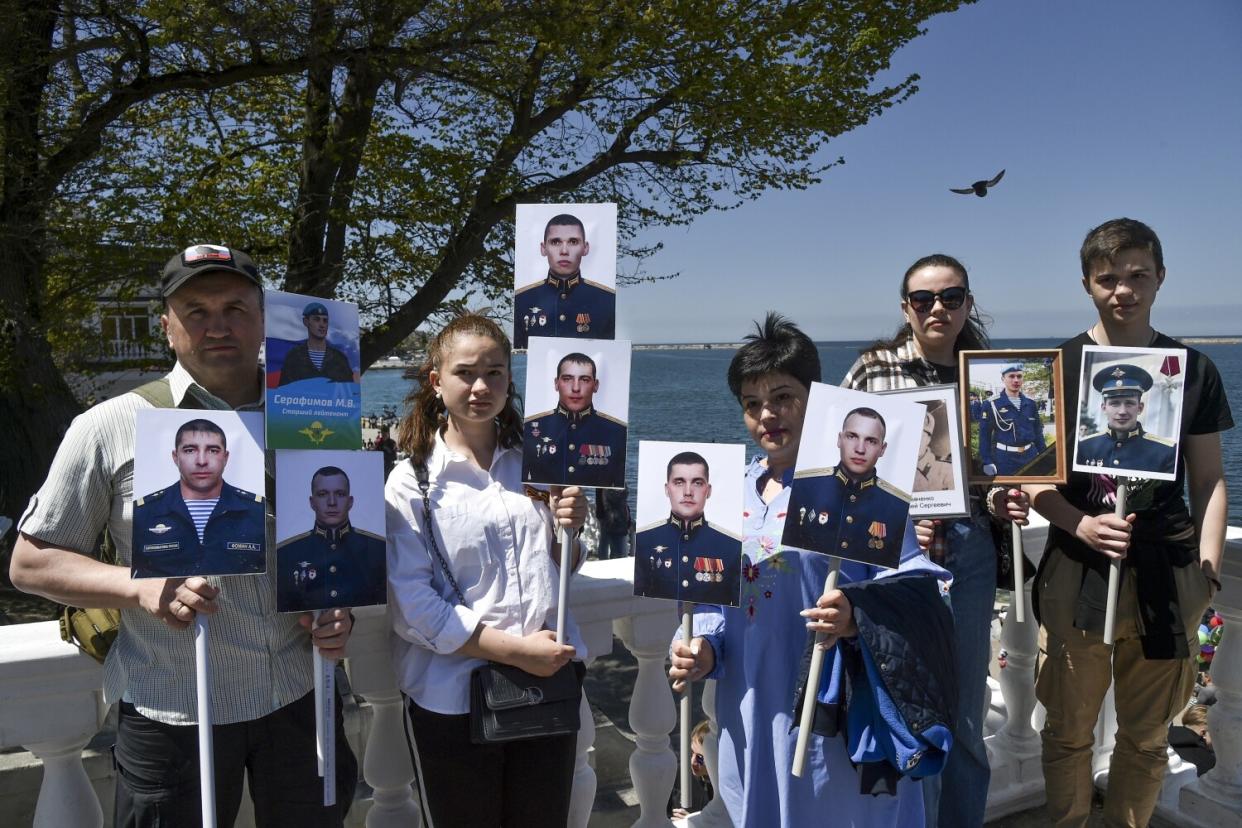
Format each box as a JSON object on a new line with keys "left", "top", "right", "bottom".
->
{"left": 308, "top": 348, "right": 326, "bottom": 369}
{"left": 185, "top": 498, "right": 219, "bottom": 541}
{"left": 18, "top": 362, "right": 313, "bottom": 725}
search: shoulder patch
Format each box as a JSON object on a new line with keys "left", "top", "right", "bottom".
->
{"left": 582, "top": 279, "right": 617, "bottom": 295}
{"left": 354, "top": 528, "right": 386, "bottom": 543}
{"left": 524, "top": 410, "right": 556, "bottom": 423}
{"left": 595, "top": 411, "right": 627, "bottom": 427}
{"left": 636, "top": 519, "right": 668, "bottom": 534}
{"left": 278, "top": 529, "right": 315, "bottom": 548}
{"left": 1081, "top": 432, "right": 1106, "bottom": 441}
{"left": 876, "top": 476, "right": 911, "bottom": 503}
{"left": 230, "top": 485, "right": 264, "bottom": 503}
{"left": 792, "top": 467, "right": 834, "bottom": 480}
{"left": 1143, "top": 433, "right": 1176, "bottom": 447}
{"left": 514, "top": 281, "right": 544, "bottom": 296}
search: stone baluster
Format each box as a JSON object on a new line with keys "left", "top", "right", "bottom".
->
{"left": 23, "top": 733, "right": 102, "bottom": 828}
{"left": 616, "top": 611, "right": 678, "bottom": 828}
{"left": 345, "top": 607, "right": 420, "bottom": 828}
{"left": 567, "top": 690, "right": 597, "bottom": 828}
{"left": 686, "top": 678, "right": 732, "bottom": 827}
{"left": 1179, "top": 536, "right": 1242, "bottom": 826}
{"left": 0, "top": 622, "right": 106, "bottom": 828}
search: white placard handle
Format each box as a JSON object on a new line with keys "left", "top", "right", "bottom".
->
{"left": 1103, "top": 480, "right": 1129, "bottom": 646}
{"left": 792, "top": 557, "right": 842, "bottom": 778}
{"left": 195, "top": 615, "right": 217, "bottom": 828}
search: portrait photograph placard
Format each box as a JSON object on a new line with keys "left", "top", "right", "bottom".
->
{"left": 275, "top": 450, "right": 387, "bottom": 613}
{"left": 265, "top": 290, "right": 363, "bottom": 450}
{"left": 513, "top": 203, "right": 618, "bottom": 349}
{"left": 879, "top": 384, "right": 970, "bottom": 518}
{"left": 1071, "top": 345, "right": 1186, "bottom": 481}
{"left": 633, "top": 441, "right": 744, "bottom": 607}
{"left": 131, "top": 410, "right": 267, "bottom": 579}
{"left": 959, "top": 349, "right": 1066, "bottom": 485}
{"left": 781, "top": 383, "right": 924, "bottom": 569}
{"left": 522, "top": 336, "right": 631, "bottom": 489}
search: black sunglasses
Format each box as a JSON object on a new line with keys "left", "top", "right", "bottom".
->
{"left": 906, "top": 287, "right": 968, "bottom": 313}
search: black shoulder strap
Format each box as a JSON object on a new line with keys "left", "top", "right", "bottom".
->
{"left": 130, "top": 377, "right": 175, "bottom": 408}
{"left": 412, "top": 459, "right": 466, "bottom": 605}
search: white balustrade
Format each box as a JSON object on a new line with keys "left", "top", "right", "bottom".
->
{"left": 1172, "top": 527, "right": 1242, "bottom": 827}
{"left": 3, "top": 529, "right": 1236, "bottom": 826}
{"left": 684, "top": 678, "right": 733, "bottom": 827}
{"left": 0, "top": 621, "right": 105, "bottom": 828}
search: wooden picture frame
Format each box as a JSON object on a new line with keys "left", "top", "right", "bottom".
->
{"left": 959, "top": 349, "right": 1067, "bottom": 485}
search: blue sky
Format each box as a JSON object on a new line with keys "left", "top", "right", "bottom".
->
{"left": 615, "top": 0, "right": 1242, "bottom": 344}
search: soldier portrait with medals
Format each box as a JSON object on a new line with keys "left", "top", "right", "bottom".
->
{"left": 521, "top": 336, "right": 631, "bottom": 489}
{"left": 274, "top": 450, "right": 387, "bottom": 612}
{"left": 512, "top": 203, "right": 618, "bottom": 350}
{"left": 1072, "top": 344, "right": 1187, "bottom": 481}
{"left": 781, "top": 384, "right": 924, "bottom": 569}
{"left": 633, "top": 441, "right": 744, "bottom": 606}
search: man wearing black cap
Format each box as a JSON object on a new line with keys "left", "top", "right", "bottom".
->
{"left": 278, "top": 300, "right": 356, "bottom": 386}
{"left": 1076, "top": 363, "right": 1176, "bottom": 474}
{"left": 10, "top": 243, "right": 358, "bottom": 825}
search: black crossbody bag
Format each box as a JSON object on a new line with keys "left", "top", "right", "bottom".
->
{"left": 411, "top": 461, "right": 582, "bottom": 744}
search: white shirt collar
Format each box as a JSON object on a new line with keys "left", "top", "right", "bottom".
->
{"left": 428, "top": 430, "right": 512, "bottom": 478}
{"left": 169, "top": 361, "right": 263, "bottom": 410}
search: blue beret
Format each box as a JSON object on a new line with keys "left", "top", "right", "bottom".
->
{"left": 1001, "top": 364, "right": 1023, "bottom": 376}
{"left": 1093, "top": 363, "right": 1152, "bottom": 396}
{"left": 303, "top": 301, "right": 329, "bottom": 317}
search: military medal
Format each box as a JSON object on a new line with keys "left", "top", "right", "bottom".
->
{"left": 799, "top": 507, "right": 806, "bottom": 524}
{"left": 576, "top": 312, "right": 591, "bottom": 333}
{"left": 818, "top": 511, "right": 829, "bottom": 525}
{"left": 868, "top": 521, "right": 887, "bottom": 550}
{"left": 538, "top": 313, "right": 547, "bottom": 327}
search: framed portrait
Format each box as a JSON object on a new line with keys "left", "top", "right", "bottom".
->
{"left": 513, "top": 203, "right": 618, "bottom": 349}
{"left": 275, "top": 450, "right": 387, "bottom": 613}
{"left": 633, "top": 441, "right": 744, "bottom": 607}
{"left": 265, "top": 290, "right": 363, "bottom": 450}
{"left": 959, "top": 349, "right": 1066, "bottom": 484}
{"left": 780, "top": 383, "right": 924, "bottom": 569}
{"left": 131, "top": 410, "right": 267, "bottom": 579}
{"left": 522, "top": 336, "right": 631, "bottom": 489}
{"left": 1071, "top": 345, "right": 1186, "bottom": 481}
{"left": 879, "top": 384, "right": 969, "bottom": 518}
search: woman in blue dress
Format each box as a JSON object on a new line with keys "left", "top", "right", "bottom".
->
{"left": 669, "top": 313, "right": 955, "bottom": 827}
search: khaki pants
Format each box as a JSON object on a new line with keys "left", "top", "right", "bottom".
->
{"left": 1035, "top": 549, "right": 1210, "bottom": 827}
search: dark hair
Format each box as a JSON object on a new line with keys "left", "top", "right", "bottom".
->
{"left": 311, "top": 465, "right": 350, "bottom": 492}
{"left": 175, "top": 418, "right": 227, "bottom": 450}
{"left": 398, "top": 314, "right": 522, "bottom": 468}
{"left": 544, "top": 213, "right": 586, "bottom": 240}
{"left": 1079, "top": 217, "right": 1164, "bottom": 277}
{"left": 556, "top": 352, "right": 596, "bottom": 377}
{"left": 843, "top": 406, "right": 886, "bottom": 437}
{"left": 727, "top": 312, "right": 821, "bottom": 400}
{"left": 667, "top": 451, "right": 709, "bottom": 480}
{"left": 865, "top": 254, "right": 991, "bottom": 357}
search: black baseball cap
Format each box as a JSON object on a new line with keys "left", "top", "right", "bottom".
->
{"left": 160, "top": 244, "right": 262, "bottom": 298}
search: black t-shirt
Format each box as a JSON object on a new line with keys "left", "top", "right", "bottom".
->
{"left": 927, "top": 361, "right": 959, "bottom": 385}
{"left": 1051, "top": 331, "right": 1233, "bottom": 558}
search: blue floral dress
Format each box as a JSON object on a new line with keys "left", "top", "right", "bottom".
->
{"left": 695, "top": 457, "right": 943, "bottom": 827}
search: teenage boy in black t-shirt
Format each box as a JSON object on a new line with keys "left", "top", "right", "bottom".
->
{"left": 1027, "top": 218, "right": 1231, "bottom": 828}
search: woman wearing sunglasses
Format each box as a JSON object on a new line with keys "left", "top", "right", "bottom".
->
{"left": 843, "top": 254, "right": 1029, "bottom": 828}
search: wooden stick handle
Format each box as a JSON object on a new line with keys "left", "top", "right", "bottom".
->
{"left": 556, "top": 526, "right": 572, "bottom": 645}
{"left": 792, "top": 557, "right": 842, "bottom": 778}
{"left": 1011, "top": 520, "right": 1025, "bottom": 624}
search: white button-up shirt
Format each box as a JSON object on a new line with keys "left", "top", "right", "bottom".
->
{"left": 385, "top": 433, "right": 586, "bottom": 714}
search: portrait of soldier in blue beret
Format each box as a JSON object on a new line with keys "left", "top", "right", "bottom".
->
{"left": 978, "top": 363, "right": 1047, "bottom": 476}
{"left": 277, "top": 300, "right": 357, "bottom": 386}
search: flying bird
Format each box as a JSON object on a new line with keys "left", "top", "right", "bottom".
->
{"left": 951, "top": 169, "right": 1005, "bottom": 197}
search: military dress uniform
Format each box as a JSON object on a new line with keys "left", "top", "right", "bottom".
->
{"left": 914, "top": 451, "right": 955, "bottom": 492}
{"left": 513, "top": 272, "right": 616, "bottom": 349}
{"left": 979, "top": 393, "right": 1046, "bottom": 475}
{"left": 782, "top": 466, "right": 910, "bottom": 568}
{"left": 276, "top": 522, "right": 387, "bottom": 612}
{"left": 522, "top": 405, "right": 627, "bottom": 488}
{"left": 1075, "top": 363, "right": 1176, "bottom": 475}
{"left": 633, "top": 515, "right": 742, "bottom": 605}
{"left": 132, "top": 483, "right": 266, "bottom": 578}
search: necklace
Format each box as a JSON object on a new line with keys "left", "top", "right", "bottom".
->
{"left": 1087, "top": 323, "right": 1159, "bottom": 347}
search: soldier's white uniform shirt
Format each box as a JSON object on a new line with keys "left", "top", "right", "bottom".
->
{"left": 385, "top": 433, "right": 587, "bottom": 715}
{"left": 18, "top": 362, "right": 312, "bottom": 725}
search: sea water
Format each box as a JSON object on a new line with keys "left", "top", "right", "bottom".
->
{"left": 362, "top": 339, "right": 1242, "bottom": 519}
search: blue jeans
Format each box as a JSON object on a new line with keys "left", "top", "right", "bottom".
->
{"left": 922, "top": 512, "right": 995, "bottom": 828}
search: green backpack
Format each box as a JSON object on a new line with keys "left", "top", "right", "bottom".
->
{"left": 58, "top": 379, "right": 174, "bottom": 663}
